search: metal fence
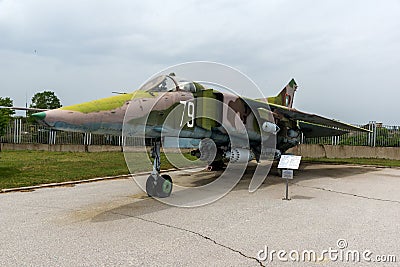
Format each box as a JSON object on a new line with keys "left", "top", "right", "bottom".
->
{"left": 1, "top": 120, "right": 400, "bottom": 147}
{"left": 0, "top": 119, "right": 144, "bottom": 147}
{"left": 301, "top": 121, "right": 400, "bottom": 147}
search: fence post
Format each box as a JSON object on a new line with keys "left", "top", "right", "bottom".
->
{"left": 373, "top": 122, "right": 377, "bottom": 147}
{"left": 13, "top": 119, "right": 16, "bottom": 143}
{"left": 331, "top": 135, "right": 339, "bottom": 146}
{"left": 49, "top": 130, "right": 57, "bottom": 145}
{"left": 367, "top": 121, "right": 377, "bottom": 147}
{"left": 83, "top": 132, "right": 92, "bottom": 146}
{"left": 368, "top": 121, "right": 372, "bottom": 146}
{"left": 118, "top": 135, "right": 125, "bottom": 147}
{"left": 13, "top": 119, "right": 22, "bottom": 144}
{"left": 19, "top": 118, "right": 22, "bottom": 143}
{"left": 48, "top": 130, "right": 52, "bottom": 145}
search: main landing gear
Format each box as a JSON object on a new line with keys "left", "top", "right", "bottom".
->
{"left": 146, "top": 141, "right": 173, "bottom": 198}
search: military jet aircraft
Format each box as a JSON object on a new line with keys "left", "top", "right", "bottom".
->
{"left": 26, "top": 74, "right": 368, "bottom": 197}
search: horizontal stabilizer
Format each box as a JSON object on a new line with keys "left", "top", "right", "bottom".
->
{"left": 298, "top": 121, "right": 348, "bottom": 138}
{"left": 269, "top": 103, "right": 370, "bottom": 133}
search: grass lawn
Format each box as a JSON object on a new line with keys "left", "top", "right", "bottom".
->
{"left": 0, "top": 150, "right": 196, "bottom": 189}
{"left": 1, "top": 150, "right": 399, "bottom": 190}
{"left": 302, "top": 157, "right": 400, "bottom": 167}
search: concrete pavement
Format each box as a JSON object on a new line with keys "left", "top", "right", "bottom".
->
{"left": 0, "top": 163, "right": 399, "bottom": 266}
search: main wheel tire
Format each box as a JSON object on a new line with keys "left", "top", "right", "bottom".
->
{"left": 146, "top": 175, "right": 156, "bottom": 197}
{"left": 156, "top": 174, "right": 173, "bottom": 198}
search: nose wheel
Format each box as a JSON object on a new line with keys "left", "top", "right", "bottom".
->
{"left": 146, "top": 175, "right": 156, "bottom": 197}
{"left": 146, "top": 174, "right": 173, "bottom": 198}
{"left": 146, "top": 140, "right": 173, "bottom": 198}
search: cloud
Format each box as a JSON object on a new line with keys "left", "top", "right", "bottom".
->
{"left": 0, "top": 0, "right": 399, "bottom": 124}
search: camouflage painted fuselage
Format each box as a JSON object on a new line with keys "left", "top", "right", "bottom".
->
{"left": 35, "top": 87, "right": 272, "bottom": 147}
{"left": 33, "top": 76, "right": 368, "bottom": 158}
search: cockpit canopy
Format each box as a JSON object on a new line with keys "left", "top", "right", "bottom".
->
{"left": 139, "top": 74, "right": 197, "bottom": 93}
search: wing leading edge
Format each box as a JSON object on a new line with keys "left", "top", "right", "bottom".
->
{"left": 0, "top": 106, "right": 49, "bottom": 112}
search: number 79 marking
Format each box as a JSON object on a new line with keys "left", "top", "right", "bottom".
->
{"left": 180, "top": 100, "right": 195, "bottom": 128}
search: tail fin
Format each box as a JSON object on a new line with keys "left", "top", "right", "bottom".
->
{"left": 267, "top": 79, "right": 298, "bottom": 108}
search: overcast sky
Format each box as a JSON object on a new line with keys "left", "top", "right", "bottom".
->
{"left": 1, "top": 0, "right": 399, "bottom": 124}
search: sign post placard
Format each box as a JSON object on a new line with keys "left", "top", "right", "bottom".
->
{"left": 278, "top": 155, "right": 302, "bottom": 170}
{"left": 278, "top": 155, "right": 301, "bottom": 200}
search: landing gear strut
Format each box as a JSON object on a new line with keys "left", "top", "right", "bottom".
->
{"left": 146, "top": 140, "right": 173, "bottom": 198}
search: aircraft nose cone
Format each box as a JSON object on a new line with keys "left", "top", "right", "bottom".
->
{"left": 32, "top": 111, "right": 46, "bottom": 120}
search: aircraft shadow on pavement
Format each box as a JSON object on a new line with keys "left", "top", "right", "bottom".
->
{"left": 189, "top": 163, "right": 380, "bottom": 191}
{"left": 90, "top": 163, "right": 380, "bottom": 223}
{"left": 91, "top": 197, "right": 172, "bottom": 223}
{"left": 289, "top": 163, "right": 381, "bottom": 182}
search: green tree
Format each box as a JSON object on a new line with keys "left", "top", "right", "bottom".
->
{"left": 30, "top": 90, "right": 62, "bottom": 109}
{"left": 0, "top": 97, "right": 15, "bottom": 136}
{"left": 28, "top": 91, "right": 62, "bottom": 123}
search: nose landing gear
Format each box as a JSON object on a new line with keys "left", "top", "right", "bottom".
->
{"left": 146, "top": 141, "right": 173, "bottom": 198}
